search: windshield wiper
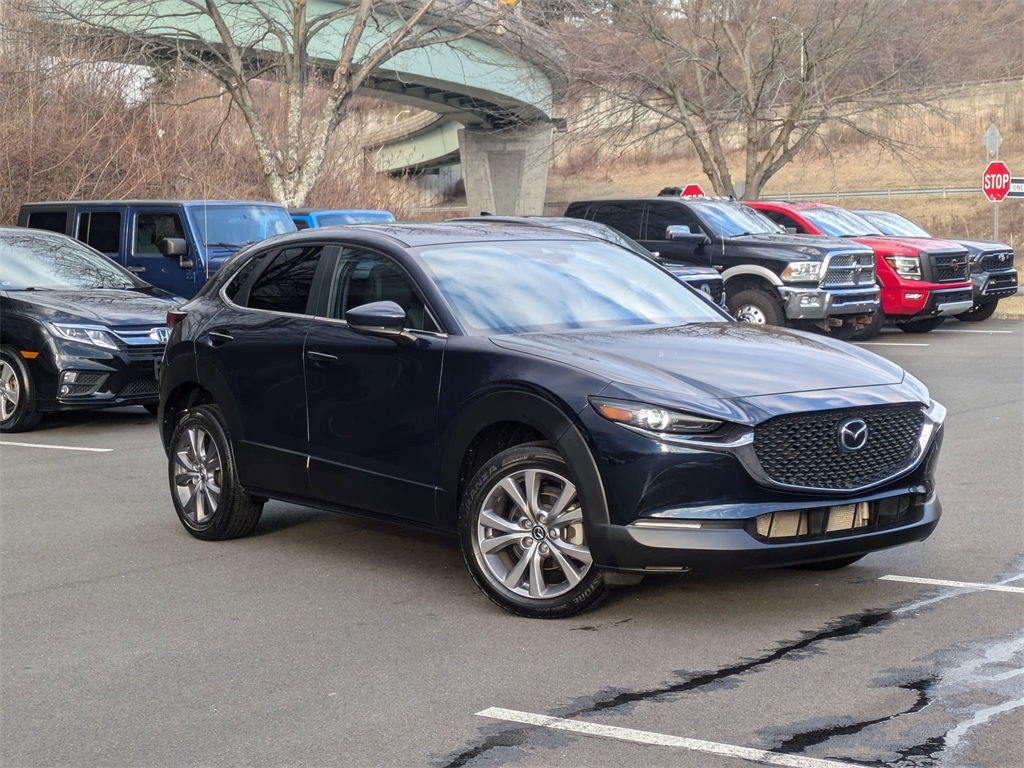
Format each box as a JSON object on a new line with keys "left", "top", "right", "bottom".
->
{"left": 203, "top": 241, "right": 244, "bottom": 248}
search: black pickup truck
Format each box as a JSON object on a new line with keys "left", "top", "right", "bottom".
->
{"left": 564, "top": 195, "right": 880, "bottom": 339}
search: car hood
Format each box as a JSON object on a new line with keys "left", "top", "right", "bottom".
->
{"left": 956, "top": 238, "right": 1012, "bottom": 255}
{"left": 733, "top": 232, "right": 869, "bottom": 256}
{"left": 855, "top": 235, "right": 967, "bottom": 255}
{"left": 10, "top": 288, "right": 181, "bottom": 326}
{"left": 491, "top": 323, "right": 905, "bottom": 402}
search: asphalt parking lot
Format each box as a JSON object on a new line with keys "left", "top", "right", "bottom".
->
{"left": 1, "top": 320, "right": 1021, "bottom": 768}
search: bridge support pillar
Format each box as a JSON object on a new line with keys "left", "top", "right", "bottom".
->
{"left": 458, "top": 124, "right": 553, "bottom": 215}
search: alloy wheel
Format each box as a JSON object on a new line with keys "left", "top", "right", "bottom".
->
{"left": 474, "top": 467, "right": 593, "bottom": 600}
{"left": 172, "top": 425, "right": 223, "bottom": 526}
{"left": 0, "top": 361, "right": 19, "bottom": 421}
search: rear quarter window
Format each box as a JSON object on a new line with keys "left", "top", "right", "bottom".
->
{"left": 27, "top": 211, "right": 69, "bottom": 234}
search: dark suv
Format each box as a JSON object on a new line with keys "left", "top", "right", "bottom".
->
{"left": 159, "top": 223, "right": 945, "bottom": 618}
{"left": 564, "top": 196, "right": 879, "bottom": 339}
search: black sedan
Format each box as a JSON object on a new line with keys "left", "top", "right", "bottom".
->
{"left": 0, "top": 227, "right": 181, "bottom": 432}
{"left": 159, "top": 224, "right": 945, "bottom": 618}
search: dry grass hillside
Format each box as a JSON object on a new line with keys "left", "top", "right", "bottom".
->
{"left": 545, "top": 81, "right": 1024, "bottom": 248}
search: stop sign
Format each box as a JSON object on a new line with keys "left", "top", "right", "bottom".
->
{"left": 983, "top": 161, "right": 1012, "bottom": 202}
{"left": 681, "top": 184, "right": 705, "bottom": 197}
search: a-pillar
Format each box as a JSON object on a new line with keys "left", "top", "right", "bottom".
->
{"left": 458, "top": 124, "right": 553, "bottom": 215}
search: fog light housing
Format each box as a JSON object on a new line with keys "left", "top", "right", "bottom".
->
{"left": 799, "top": 295, "right": 823, "bottom": 308}
{"left": 904, "top": 292, "right": 924, "bottom": 301}
{"left": 58, "top": 371, "right": 107, "bottom": 397}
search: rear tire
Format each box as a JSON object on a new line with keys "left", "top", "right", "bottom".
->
{"left": 168, "top": 404, "right": 263, "bottom": 541}
{"left": 460, "top": 445, "right": 608, "bottom": 618}
{"left": 0, "top": 345, "right": 42, "bottom": 433}
{"left": 727, "top": 289, "right": 785, "bottom": 327}
{"left": 955, "top": 300, "right": 998, "bottom": 322}
{"left": 898, "top": 317, "right": 945, "bottom": 334}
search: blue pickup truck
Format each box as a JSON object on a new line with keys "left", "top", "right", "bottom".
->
{"left": 17, "top": 200, "right": 296, "bottom": 298}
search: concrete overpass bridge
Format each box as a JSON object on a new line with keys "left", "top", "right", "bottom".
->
{"left": 58, "top": 0, "right": 567, "bottom": 214}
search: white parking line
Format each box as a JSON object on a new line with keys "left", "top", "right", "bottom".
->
{"left": 477, "top": 707, "right": 855, "bottom": 768}
{"left": 881, "top": 575, "right": 1024, "bottom": 594}
{"left": 0, "top": 441, "right": 113, "bottom": 453}
{"left": 932, "top": 329, "right": 1013, "bottom": 334}
{"left": 857, "top": 342, "right": 930, "bottom": 347}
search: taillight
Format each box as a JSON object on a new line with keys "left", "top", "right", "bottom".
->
{"left": 166, "top": 309, "right": 187, "bottom": 328}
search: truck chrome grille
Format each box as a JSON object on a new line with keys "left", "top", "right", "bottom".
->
{"left": 823, "top": 253, "right": 876, "bottom": 287}
{"left": 752, "top": 405, "right": 925, "bottom": 491}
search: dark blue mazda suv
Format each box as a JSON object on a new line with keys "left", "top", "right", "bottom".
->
{"left": 158, "top": 223, "right": 945, "bottom": 618}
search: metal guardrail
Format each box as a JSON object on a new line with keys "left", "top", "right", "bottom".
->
{"left": 761, "top": 187, "right": 980, "bottom": 201}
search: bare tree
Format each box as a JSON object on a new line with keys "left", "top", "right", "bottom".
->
{"left": 541, "top": 0, "right": 1018, "bottom": 199}
{"left": 27, "top": 0, "right": 505, "bottom": 206}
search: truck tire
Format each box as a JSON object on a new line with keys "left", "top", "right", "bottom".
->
{"left": 851, "top": 309, "right": 885, "bottom": 341}
{"left": 955, "top": 300, "right": 998, "bottom": 322}
{"left": 898, "top": 317, "right": 945, "bottom": 334}
{"left": 728, "top": 289, "right": 785, "bottom": 327}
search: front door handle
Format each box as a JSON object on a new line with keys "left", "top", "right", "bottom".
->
{"left": 127, "top": 266, "right": 146, "bottom": 274}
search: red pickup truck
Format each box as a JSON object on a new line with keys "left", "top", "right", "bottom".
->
{"left": 748, "top": 202, "right": 973, "bottom": 339}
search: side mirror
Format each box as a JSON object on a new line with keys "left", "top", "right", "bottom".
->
{"left": 785, "top": 226, "right": 799, "bottom": 234}
{"left": 665, "top": 225, "right": 709, "bottom": 244}
{"left": 158, "top": 237, "right": 188, "bottom": 257}
{"left": 345, "top": 301, "right": 415, "bottom": 344}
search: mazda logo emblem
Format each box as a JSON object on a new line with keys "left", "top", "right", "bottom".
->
{"left": 837, "top": 417, "right": 869, "bottom": 452}
{"left": 531, "top": 526, "right": 547, "bottom": 541}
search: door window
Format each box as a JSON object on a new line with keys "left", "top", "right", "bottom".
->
{"left": 245, "top": 245, "right": 325, "bottom": 315}
{"left": 327, "top": 249, "right": 438, "bottom": 332}
{"left": 27, "top": 211, "right": 68, "bottom": 234}
{"left": 77, "top": 211, "right": 121, "bottom": 254}
{"left": 762, "top": 210, "right": 806, "bottom": 233}
{"left": 586, "top": 203, "right": 642, "bottom": 239}
{"left": 134, "top": 212, "right": 187, "bottom": 254}
{"left": 644, "top": 203, "right": 700, "bottom": 240}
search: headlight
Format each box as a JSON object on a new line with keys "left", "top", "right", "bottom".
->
{"left": 591, "top": 398, "right": 722, "bottom": 434}
{"left": 884, "top": 256, "right": 922, "bottom": 280}
{"left": 781, "top": 261, "right": 822, "bottom": 283}
{"left": 49, "top": 323, "right": 119, "bottom": 350}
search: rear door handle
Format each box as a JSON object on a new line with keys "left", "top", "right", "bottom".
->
{"left": 207, "top": 330, "right": 234, "bottom": 346}
{"left": 127, "top": 266, "right": 146, "bottom": 274}
{"left": 306, "top": 350, "right": 338, "bottom": 364}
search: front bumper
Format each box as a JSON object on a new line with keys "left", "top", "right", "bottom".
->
{"left": 778, "top": 285, "right": 879, "bottom": 320}
{"left": 972, "top": 269, "right": 1019, "bottom": 303}
{"left": 592, "top": 487, "right": 940, "bottom": 572}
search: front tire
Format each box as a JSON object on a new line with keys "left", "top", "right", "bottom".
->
{"left": 955, "top": 300, "right": 998, "bottom": 322}
{"left": 727, "top": 289, "right": 786, "bottom": 327}
{"left": 460, "top": 445, "right": 608, "bottom": 618}
{"left": 168, "top": 404, "right": 263, "bottom": 541}
{"left": 0, "top": 345, "right": 42, "bottom": 433}
{"left": 794, "top": 555, "right": 865, "bottom": 571}
{"left": 851, "top": 309, "right": 885, "bottom": 341}
{"left": 898, "top": 317, "right": 945, "bottom": 334}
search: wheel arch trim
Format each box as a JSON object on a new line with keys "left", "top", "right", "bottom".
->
{"left": 437, "top": 389, "right": 610, "bottom": 534}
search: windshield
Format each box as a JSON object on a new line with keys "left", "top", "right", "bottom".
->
{"left": 694, "top": 202, "right": 782, "bottom": 237}
{"left": 317, "top": 211, "right": 396, "bottom": 226}
{"left": 416, "top": 239, "right": 725, "bottom": 335}
{"left": 545, "top": 219, "right": 653, "bottom": 258}
{"left": 802, "top": 208, "right": 884, "bottom": 237}
{"left": 0, "top": 231, "right": 140, "bottom": 290}
{"left": 189, "top": 204, "right": 296, "bottom": 248}
{"left": 857, "top": 211, "right": 931, "bottom": 238}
